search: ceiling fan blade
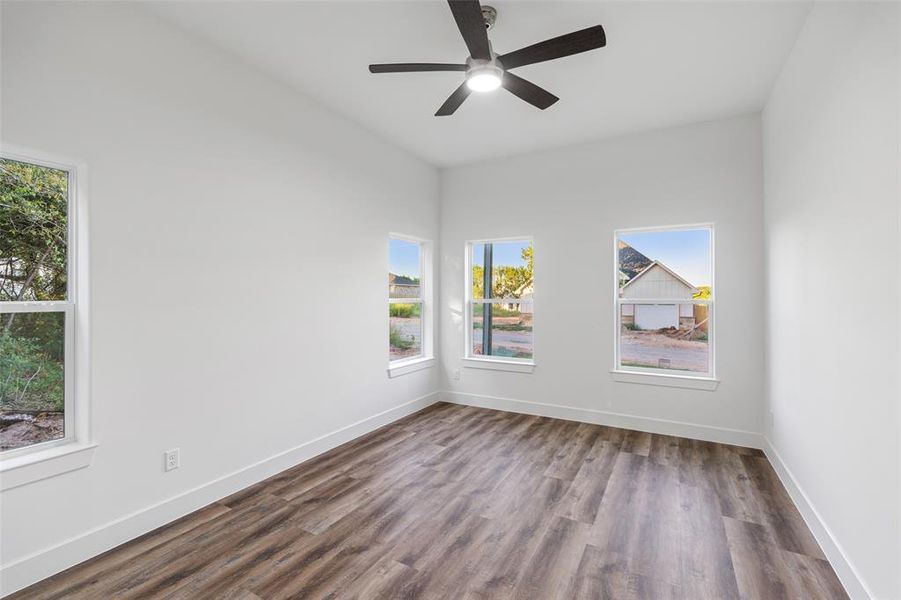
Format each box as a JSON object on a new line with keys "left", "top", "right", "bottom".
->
{"left": 501, "top": 72, "right": 559, "bottom": 110}
{"left": 369, "top": 63, "right": 468, "bottom": 73}
{"left": 447, "top": 0, "right": 491, "bottom": 60}
{"left": 435, "top": 82, "right": 472, "bottom": 116}
{"left": 498, "top": 25, "right": 606, "bottom": 70}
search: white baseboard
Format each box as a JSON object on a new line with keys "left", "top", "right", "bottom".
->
{"left": 761, "top": 437, "right": 871, "bottom": 600}
{"left": 441, "top": 390, "right": 764, "bottom": 448}
{"left": 0, "top": 391, "right": 440, "bottom": 598}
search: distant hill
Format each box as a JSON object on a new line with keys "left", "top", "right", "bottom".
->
{"left": 617, "top": 240, "right": 652, "bottom": 280}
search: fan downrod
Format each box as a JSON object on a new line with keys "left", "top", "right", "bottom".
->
{"left": 481, "top": 6, "right": 497, "bottom": 30}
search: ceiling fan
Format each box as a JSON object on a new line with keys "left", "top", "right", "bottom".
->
{"left": 368, "top": 0, "right": 606, "bottom": 116}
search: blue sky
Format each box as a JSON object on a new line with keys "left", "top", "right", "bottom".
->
{"left": 389, "top": 238, "right": 420, "bottom": 278}
{"left": 472, "top": 241, "right": 530, "bottom": 269}
{"left": 620, "top": 228, "right": 711, "bottom": 287}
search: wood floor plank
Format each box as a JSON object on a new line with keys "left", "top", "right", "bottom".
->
{"left": 7, "top": 503, "right": 232, "bottom": 600}
{"left": 739, "top": 454, "right": 826, "bottom": 558}
{"left": 679, "top": 483, "right": 741, "bottom": 599}
{"left": 7, "top": 402, "right": 845, "bottom": 600}
{"left": 555, "top": 438, "right": 619, "bottom": 524}
{"left": 569, "top": 545, "right": 682, "bottom": 600}
{"left": 724, "top": 516, "right": 794, "bottom": 599}
{"left": 543, "top": 422, "right": 603, "bottom": 481}
{"left": 512, "top": 516, "right": 591, "bottom": 599}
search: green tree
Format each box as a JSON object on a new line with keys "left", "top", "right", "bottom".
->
{"left": 1, "top": 159, "right": 68, "bottom": 413}
{"left": 472, "top": 242, "right": 533, "bottom": 299}
{"left": 1, "top": 158, "right": 68, "bottom": 313}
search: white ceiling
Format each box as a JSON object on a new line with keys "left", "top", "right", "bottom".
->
{"left": 147, "top": 1, "right": 811, "bottom": 167}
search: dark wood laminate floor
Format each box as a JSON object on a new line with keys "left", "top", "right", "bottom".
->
{"left": 10, "top": 403, "right": 847, "bottom": 600}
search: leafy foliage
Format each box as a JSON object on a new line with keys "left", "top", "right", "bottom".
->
{"left": 389, "top": 326, "right": 414, "bottom": 350}
{"left": 472, "top": 305, "right": 524, "bottom": 318}
{"left": 1, "top": 158, "right": 68, "bottom": 302}
{"left": 472, "top": 242, "right": 533, "bottom": 299}
{"left": 1, "top": 159, "right": 68, "bottom": 413}
{"left": 389, "top": 303, "right": 421, "bottom": 318}
{"left": 693, "top": 286, "right": 712, "bottom": 300}
{"left": 0, "top": 327, "right": 64, "bottom": 411}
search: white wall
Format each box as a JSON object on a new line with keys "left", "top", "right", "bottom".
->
{"left": 440, "top": 115, "right": 765, "bottom": 440}
{"left": 0, "top": 2, "right": 439, "bottom": 594}
{"left": 763, "top": 3, "right": 900, "bottom": 598}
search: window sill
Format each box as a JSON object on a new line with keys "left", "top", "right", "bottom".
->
{"left": 388, "top": 356, "right": 435, "bottom": 378}
{"left": 610, "top": 369, "right": 719, "bottom": 391}
{"left": 0, "top": 441, "right": 97, "bottom": 491}
{"left": 463, "top": 357, "right": 535, "bottom": 373}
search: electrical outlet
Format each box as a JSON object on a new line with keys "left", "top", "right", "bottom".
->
{"left": 767, "top": 411, "right": 775, "bottom": 432}
{"left": 452, "top": 369, "right": 461, "bottom": 381}
{"left": 165, "top": 448, "right": 180, "bottom": 472}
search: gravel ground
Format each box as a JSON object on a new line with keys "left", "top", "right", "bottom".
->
{"left": 471, "top": 317, "right": 533, "bottom": 358}
{"left": 620, "top": 330, "right": 708, "bottom": 372}
{"left": 390, "top": 316, "right": 422, "bottom": 359}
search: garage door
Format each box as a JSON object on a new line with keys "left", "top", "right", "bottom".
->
{"left": 635, "top": 304, "right": 678, "bottom": 330}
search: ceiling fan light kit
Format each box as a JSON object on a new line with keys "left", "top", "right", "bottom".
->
{"left": 368, "top": 0, "right": 606, "bottom": 116}
{"left": 465, "top": 60, "right": 503, "bottom": 92}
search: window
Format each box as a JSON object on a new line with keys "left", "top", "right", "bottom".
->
{"left": 1, "top": 156, "right": 75, "bottom": 454}
{"left": 615, "top": 225, "right": 714, "bottom": 379}
{"left": 388, "top": 235, "right": 432, "bottom": 371}
{"left": 466, "top": 239, "right": 534, "bottom": 365}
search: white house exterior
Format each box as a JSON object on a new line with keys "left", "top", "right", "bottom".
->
{"left": 620, "top": 261, "right": 698, "bottom": 330}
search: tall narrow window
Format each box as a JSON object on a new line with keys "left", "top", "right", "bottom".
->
{"left": 466, "top": 239, "right": 534, "bottom": 362}
{"left": 615, "top": 225, "right": 714, "bottom": 377}
{"left": 388, "top": 236, "right": 425, "bottom": 363}
{"left": 1, "top": 157, "right": 74, "bottom": 453}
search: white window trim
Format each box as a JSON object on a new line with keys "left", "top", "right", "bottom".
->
{"left": 464, "top": 237, "right": 535, "bottom": 372}
{"left": 388, "top": 356, "right": 436, "bottom": 378}
{"left": 462, "top": 357, "right": 534, "bottom": 373}
{"left": 387, "top": 233, "right": 434, "bottom": 377}
{"left": 0, "top": 145, "right": 93, "bottom": 490}
{"left": 612, "top": 223, "right": 717, "bottom": 388}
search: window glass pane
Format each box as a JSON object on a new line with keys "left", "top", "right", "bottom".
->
{"left": 1, "top": 311, "right": 65, "bottom": 451}
{"left": 617, "top": 227, "right": 711, "bottom": 374}
{"left": 472, "top": 240, "right": 533, "bottom": 300}
{"left": 388, "top": 238, "right": 421, "bottom": 299}
{"left": 618, "top": 228, "right": 711, "bottom": 298}
{"left": 620, "top": 302, "right": 709, "bottom": 372}
{"left": 472, "top": 302, "right": 533, "bottom": 359}
{"left": 389, "top": 303, "right": 422, "bottom": 360}
{"left": 0, "top": 159, "right": 69, "bottom": 302}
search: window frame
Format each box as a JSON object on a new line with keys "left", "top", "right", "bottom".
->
{"left": 464, "top": 237, "right": 535, "bottom": 373}
{"left": 612, "top": 223, "right": 717, "bottom": 387}
{"left": 0, "top": 145, "right": 94, "bottom": 488}
{"left": 387, "top": 233, "right": 434, "bottom": 377}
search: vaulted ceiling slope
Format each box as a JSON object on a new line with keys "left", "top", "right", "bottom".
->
{"left": 146, "top": 1, "right": 812, "bottom": 167}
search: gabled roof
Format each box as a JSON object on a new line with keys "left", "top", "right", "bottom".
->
{"left": 389, "top": 273, "right": 418, "bottom": 285}
{"left": 620, "top": 260, "right": 698, "bottom": 293}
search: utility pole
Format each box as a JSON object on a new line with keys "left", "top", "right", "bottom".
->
{"left": 482, "top": 243, "right": 493, "bottom": 355}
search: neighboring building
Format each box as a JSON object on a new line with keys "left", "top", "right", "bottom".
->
{"left": 620, "top": 261, "right": 698, "bottom": 330}
{"left": 388, "top": 273, "right": 420, "bottom": 299}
